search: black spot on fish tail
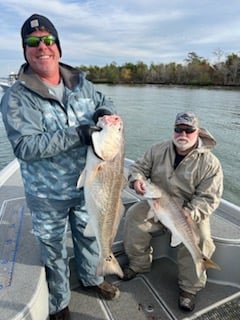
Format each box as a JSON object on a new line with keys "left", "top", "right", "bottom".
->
{"left": 97, "top": 253, "right": 124, "bottom": 278}
{"left": 105, "top": 255, "right": 113, "bottom": 262}
{"left": 202, "top": 255, "right": 221, "bottom": 270}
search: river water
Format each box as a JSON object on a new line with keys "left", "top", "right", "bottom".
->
{"left": 0, "top": 85, "right": 239, "bottom": 206}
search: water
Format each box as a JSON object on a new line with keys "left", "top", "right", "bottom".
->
{"left": 0, "top": 85, "right": 239, "bottom": 206}
{"left": 0, "top": 91, "right": 14, "bottom": 169}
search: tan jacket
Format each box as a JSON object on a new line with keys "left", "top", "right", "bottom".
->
{"left": 128, "top": 128, "right": 223, "bottom": 223}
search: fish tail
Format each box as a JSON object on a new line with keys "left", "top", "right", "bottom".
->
{"left": 195, "top": 256, "right": 220, "bottom": 279}
{"left": 97, "top": 253, "right": 124, "bottom": 278}
{"left": 203, "top": 255, "right": 221, "bottom": 270}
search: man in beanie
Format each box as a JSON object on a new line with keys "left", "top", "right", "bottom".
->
{"left": 1, "top": 14, "right": 119, "bottom": 320}
{"left": 122, "top": 111, "right": 223, "bottom": 312}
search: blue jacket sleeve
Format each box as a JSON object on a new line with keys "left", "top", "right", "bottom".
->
{"left": 1, "top": 88, "right": 82, "bottom": 161}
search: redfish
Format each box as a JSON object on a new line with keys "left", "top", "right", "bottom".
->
{"left": 77, "top": 115, "right": 124, "bottom": 278}
{"left": 143, "top": 181, "right": 220, "bottom": 278}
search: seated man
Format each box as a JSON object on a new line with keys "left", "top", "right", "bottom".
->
{"left": 122, "top": 111, "right": 223, "bottom": 312}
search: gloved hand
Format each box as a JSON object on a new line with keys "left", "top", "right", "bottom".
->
{"left": 93, "top": 108, "right": 113, "bottom": 123}
{"left": 76, "top": 124, "right": 101, "bottom": 145}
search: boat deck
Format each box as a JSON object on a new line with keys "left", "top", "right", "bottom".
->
{"left": 69, "top": 260, "right": 240, "bottom": 320}
{"left": 0, "top": 159, "right": 240, "bottom": 320}
{"left": 68, "top": 188, "right": 240, "bottom": 320}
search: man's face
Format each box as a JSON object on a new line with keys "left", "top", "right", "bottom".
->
{"left": 24, "top": 30, "right": 60, "bottom": 78}
{"left": 173, "top": 125, "right": 199, "bottom": 151}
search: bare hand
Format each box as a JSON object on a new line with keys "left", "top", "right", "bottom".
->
{"left": 134, "top": 179, "right": 146, "bottom": 195}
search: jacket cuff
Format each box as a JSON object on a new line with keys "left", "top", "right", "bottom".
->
{"left": 93, "top": 108, "right": 113, "bottom": 123}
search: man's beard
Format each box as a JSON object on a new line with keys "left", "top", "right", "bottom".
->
{"left": 173, "top": 136, "right": 198, "bottom": 151}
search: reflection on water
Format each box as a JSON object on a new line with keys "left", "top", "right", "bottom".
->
{"left": 0, "top": 85, "right": 239, "bottom": 206}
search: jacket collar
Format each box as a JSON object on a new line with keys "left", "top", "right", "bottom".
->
{"left": 17, "top": 62, "right": 84, "bottom": 98}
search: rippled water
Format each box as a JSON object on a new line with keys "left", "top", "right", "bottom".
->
{"left": 0, "top": 85, "right": 239, "bottom": 206}
{"left": 0, "top": 92, "right": 14, "bottom": 169}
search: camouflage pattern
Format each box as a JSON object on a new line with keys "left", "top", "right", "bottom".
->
{"left": 175, "top": 111, "right": 199, "bottom": 128}
{"left": 32, "top": 205, "right": 103, "bottom": 314}
{"left": 1, "top": 63, "right": 116, "bottom": 210}
{"left": 1, "top": 62, "right": 116, "bottom": 314}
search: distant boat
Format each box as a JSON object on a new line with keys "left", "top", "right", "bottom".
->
{"left": 0, "top": 72, "right": 18, "bottom": 91}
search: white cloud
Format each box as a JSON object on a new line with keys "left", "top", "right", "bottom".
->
{"left": 1, "top": 0, "right": 240, "bottom": 74}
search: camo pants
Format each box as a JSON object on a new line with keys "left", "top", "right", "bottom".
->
{"left": 123, "top": 200, "right": 216, "bottom": 295}
{"left": 31, "top": 205, "right": 104, "bottom": 315}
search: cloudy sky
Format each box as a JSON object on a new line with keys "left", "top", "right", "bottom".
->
{"left": 1, "top": 0, "right": 240, "bottom": 76}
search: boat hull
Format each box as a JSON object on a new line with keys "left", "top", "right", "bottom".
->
{"left": 0, "top": 159, "right": 240, "bottom": 320}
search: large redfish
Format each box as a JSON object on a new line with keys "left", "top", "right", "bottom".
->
{"left": 142, "top": 181, "right": 220, "bottom": 278}
{"left": 77, "top": 115, "right": 124, "bottom": 278}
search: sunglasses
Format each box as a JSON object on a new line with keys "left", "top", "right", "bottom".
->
{"left": 24, "top": 35, "right": 56, "bottom": 47}
{"left": 174, "top": 127, "right": 197, "bottom": 134}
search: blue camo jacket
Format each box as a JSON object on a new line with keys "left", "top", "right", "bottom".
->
{"left": 1, "top": 63, "right": 116, "bottom": 210}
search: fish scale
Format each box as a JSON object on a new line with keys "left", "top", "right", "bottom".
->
{"left": 77, "top": 114, "right": 124, "bottom": 278}
{"left": 0, "top": 200, "right": 24, "bottom": 290}
{"left": 144, "top": 181, "right": 220, "bottom": 278}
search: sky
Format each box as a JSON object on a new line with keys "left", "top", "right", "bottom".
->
{"left": 1, "top": 0, "right": 240, "bottom": 76}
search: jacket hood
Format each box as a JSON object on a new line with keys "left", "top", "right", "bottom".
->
{"left": 198, "top": 127, "right": 217, "bottom": 151}
{"left": 16, "top": 62, "right": 84, "bottom": 99}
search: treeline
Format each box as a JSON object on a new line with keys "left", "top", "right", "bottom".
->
{"left": 76, "top": 51, "right": 240, "bottom": 86}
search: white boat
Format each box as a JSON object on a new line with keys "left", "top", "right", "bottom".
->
{"left": 0, "top": 158, "right": 239, "bottom": 320}
{"left": 0, "top": 73, "right": 18, "bottom": 91}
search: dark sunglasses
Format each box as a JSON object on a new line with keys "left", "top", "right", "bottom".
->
{"left": 24, "top": 35, "right": 56, "bottom": 47}
{"left": 174, "top": 127, "right": 197, "bottom": 134}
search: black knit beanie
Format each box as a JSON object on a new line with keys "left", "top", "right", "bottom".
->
{"left": 21, "top": 14, "right": 62, "bottom": 59}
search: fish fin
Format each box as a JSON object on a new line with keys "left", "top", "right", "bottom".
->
{"left": 145, "top": 200, "right": 160, "bottom": 222}
{"left": 146, "top": 208, "right": 154, "bottom": 219}
{"left": 88, "top": 163, "right": 104, "bottom": 186}
{"left": 83, "top": 222, "right": 95, "bottom": 237}
{"left": 91, "top": 131, "right": 104, "bottom": 159}
{"left": 195, "top": 256, "right": 220, "bottom": 279}
{"left": 203, "top": 255, "right": 221, "bottom": 270}
{"left": 76, "top": 168, "right": 86, "bottom": 189}
{"left": 110, "top": 202, "right": 125, "bottom": 243}
{"left": 145, "top": 208, "right": 159, "bottom": 223}
{"left": 182, "top": 208, "right": 200, "bottom": 243}
{"left": 97, "top": 253, "right": 124, "bottom": 278}
{"left": 170, "top": 234, "right": 182, "bottom": 247}
{"left": 152, "top": 199, "right": 161, "bottom": 211}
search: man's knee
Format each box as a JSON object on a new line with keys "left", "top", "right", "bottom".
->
{"left": 125, "top": 201, "right": 150, "bottom": 222}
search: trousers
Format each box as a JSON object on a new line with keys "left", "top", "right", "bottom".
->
{"left": 31, "top": 204, "right": 103, "bottom": 314}
{"left": 123, "top": 201, "right": 216, "bottom": 294}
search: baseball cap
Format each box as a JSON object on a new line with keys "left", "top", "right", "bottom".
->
{"left": 175, "top": 111, "right": 199, "bottom": 128}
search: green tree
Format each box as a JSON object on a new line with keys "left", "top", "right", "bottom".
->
{"left": 225, "top": 53, "right": 240, "bottom": 85}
